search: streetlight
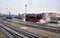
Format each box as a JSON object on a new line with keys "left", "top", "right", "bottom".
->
{"left": 25, "top": 4, "right": 27, "bottom": 14}
{"left": 23, "top": 4, "right": 27, "bottom": 21}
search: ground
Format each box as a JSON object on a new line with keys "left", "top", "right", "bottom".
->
{"left": 8, "top": 20, "right": 60, "bottom": 38}
{"left": 0, "top": 32, "right": 5, "bottom": 38}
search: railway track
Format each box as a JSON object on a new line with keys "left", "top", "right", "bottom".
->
{"left": 0, "top": 26, "right": 23, "bottom": 38}
{"left": 0, "top": 19, "right": 46, "bottom": 38}
{"left": 0, "top": 26, "right": 15, "bottom": 38}
{"left": 4, "top": 19, "right": 60, "bottom": 34}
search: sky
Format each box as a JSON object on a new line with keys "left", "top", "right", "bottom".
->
{"left": 0, "top": 0, "right": 60, "bottom": 15}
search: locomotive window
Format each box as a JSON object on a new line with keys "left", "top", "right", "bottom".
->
{"left": 26, "top": 14, "right": 37, "bottom": 19}
{"left": 37, "top": 14, "right": 43, "bottom": 19}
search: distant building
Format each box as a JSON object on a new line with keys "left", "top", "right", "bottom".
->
{"left": 56, "top": 13, "right": 60, "bottom": 17}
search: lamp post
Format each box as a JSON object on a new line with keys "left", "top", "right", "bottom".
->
{"left": 25, "top": 4, "right": 27, "bottom": 14}
{"left": 24, "top": 4, "right": 27, "bottom": 21}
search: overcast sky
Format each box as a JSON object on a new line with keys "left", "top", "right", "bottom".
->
{"left": 0, "top": 0, "right": 60, "bottom": 15}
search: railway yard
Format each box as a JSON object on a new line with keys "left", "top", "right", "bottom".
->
{"left": 0, "top": 0, "right": 60, "bottom": 38}
{"left": 0, "top": 18, "right": 60, "bottom": 38}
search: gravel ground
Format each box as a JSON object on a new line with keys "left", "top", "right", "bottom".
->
{"left": 7, "top": 20, "right": 60, "bottom": 38}
{"left": 0, "top": 32, "right": 5, "bottom": 38}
